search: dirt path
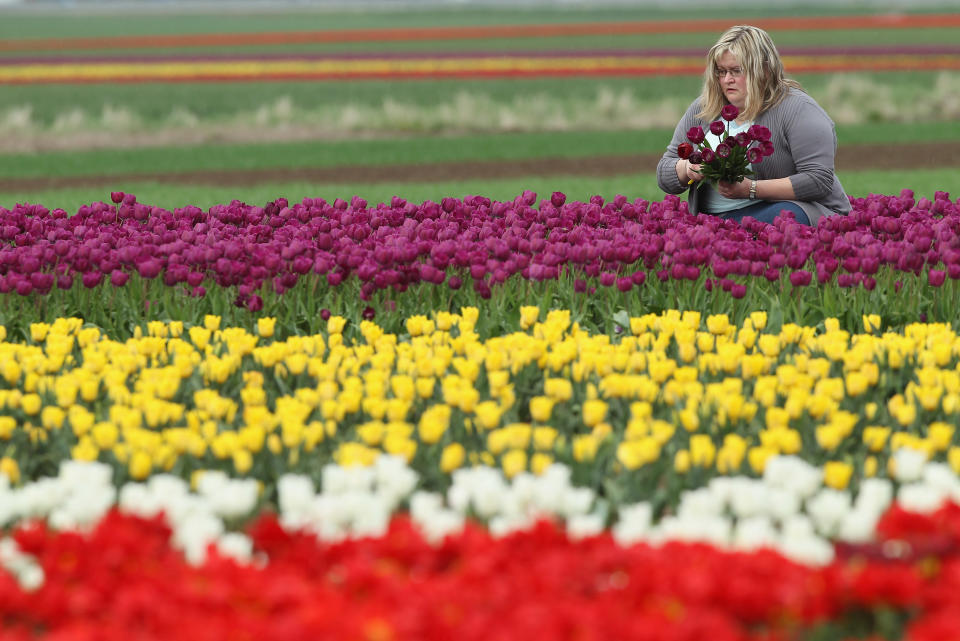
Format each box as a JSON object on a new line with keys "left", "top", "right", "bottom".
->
{"left": 0, "top": 141, "right": 953, "bottom": 193}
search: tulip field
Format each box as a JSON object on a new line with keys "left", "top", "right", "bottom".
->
{"left": 3, "top": 3, "right": 960, "bottom": 640}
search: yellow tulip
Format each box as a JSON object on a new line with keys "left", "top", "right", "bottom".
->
{"left": 690, "top": 434, "right": 716, "bottom": 467}
{"left": 0, "top": 457, "right": 20, "bottom": 484}
{"left": 519, "top": 306, "right": 540, "bottom": 330}
{"left": 233, "top": 449, "right": 254, "bottom": 474}
{"left": 823, "top": 461, "right": 854, "bottom": 490}
{"left": 747, "top": 446, "right": 776, "bottom": 474}
{"left": 531, "top": 452, "right": 553, "bottom": 476}
{"left": 674, "top": 449, "right": 691, "bottom": 474}
{"left": 20, "top": 393, "right": 41, "bottom": 416}
{"left": 572, "top": 434, "right": 599, "bottom": 462}
{"left": 92, "top": 422, "right": 119, "bottom": 450}
{"left": 128, "top": 450, "right": 152, "bottom": 480}
{"left": 440, "top": 443, "right": 466, "bottom": 472}
{"left": 0, "top": 416, "right": 14, "bottom": 439}
{"left": 529, "top": 396, "right": 554, "bottom": 423}
{"left": 582, "top": 399, "right": 608, "bottom": 428}
{"left": 543, "top": 378, "right": 573, "bottom": 402}
{"left": 501, "top": 449, "right": 527, "bottom": 479}
{"left": 418, "top": 405, "right": 451, "bottom": 444}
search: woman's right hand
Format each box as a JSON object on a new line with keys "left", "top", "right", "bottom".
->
{"left": 677, "top": 159, "right": 704, "bottom": 184}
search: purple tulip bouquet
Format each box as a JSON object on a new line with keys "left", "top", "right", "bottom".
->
{"left": 677, "top": 104, "right": 774, "bottom": 184}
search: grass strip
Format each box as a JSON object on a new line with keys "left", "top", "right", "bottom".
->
{"left": 1, "top": 167, "right": 956, "bottom": 214}
{"left": 2, "top": 121, "right": 960, "bottom": 181}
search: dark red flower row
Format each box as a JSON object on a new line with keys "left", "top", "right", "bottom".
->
{"left": 0, "top": 188, "right": 957, "bottom": 307}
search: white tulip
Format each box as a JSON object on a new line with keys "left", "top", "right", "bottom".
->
{"left": 837, "top": 507, "right": 880, "bottom": 544}
{"left": 892, "top": 448, "right": 927, "bottom": 483}
{"left": 488, "top": 514, "right": 532, "bottom": 538}
{"left": 765, "top": 487, "right": 802, "bottom": 522}
{"left": 217, "top": 533, "right": 254, "bottom": 563}
{"left": 567, "top": 513, "right": 605, "bottom": 541}
{"left": 416, "top": 509, "right": 464, "bottom": 544}
{"left": 18, "top": 564, "right": 44, "bottom": 592}
{"left": 148, "top": 474, "right": 190, "bottom": 500}
{"left": 446, "top": 483, "right": 471, "bottom": 514}
{"left": 409, "top": 491, "right": 444, "bottom": 522}
{"left": 764, "top": 456, "right": 821, "bottom": 498}
{"left": 898, "top": 482, "right": 949, "bottom": 514}
{"left": 277, "top": 474, "right": 316, "bottom": 517}
{"left": 732, "top": 515, "right": 778, "bottom": 551}
{"left": 780, "top": 514, "right": 815, "bottom": 539}
{"left": 560, "top": 487, "right": 595, "bottom": 518}
{"left": 779, "top": 534, "right": 834, "bottom": 566}
{"left": 806, "top": 489, "right": 852, "bottom": 537}
{"left": 855, "top": 478, "right": 893, "bottom": 515}
{"left": 922, "top": 463, "right": 959, "bottom": 493}
{"left": 678, "top": 488, "right": 723, "bottom": 520}
{"left": 729, "top": 481, "right": 771, "bottom": 519}
{"left": 59, "top": 460, "right": 113, "bottom": 489}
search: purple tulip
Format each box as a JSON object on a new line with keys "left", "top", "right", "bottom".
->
{"left": 709, "top": 120, "right": 726, "bottom": 136}
{"left": 789, "top": 271, "right": 812, "bottom": 287}
{"left": 747, "top": 148, "right": 763, "bottom": 164}
{"left": 716, "top": 143, "right": 732, "bottom": 159}
{"left": 686, "top": 126, "right": 706, "bottom": 145}
{"left": 110, "top": 270, "right": 129, "bottom": 287}
{"left": 82, "top": 270, "right": 103, "bottom": 288}
{"left": 720, "top": 104, "right": 739, "bottom": 121}
{"left": 730, "top": 283, "right": 747, "bottom": 298}
{"left": 551, "top": 192, "right": 566, "bottom": 208}
{"left": 110, "top": 192, "right": 125, "bottom": 204}
{"left": 929, "top": 269, "right": 947, "bottom": 287}
{"left": 701, "top": 149, "right": 716, "bottom": 164}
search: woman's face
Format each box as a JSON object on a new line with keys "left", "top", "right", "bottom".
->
{"left": 715, "top": 50, "right": 747, "bottom": 111}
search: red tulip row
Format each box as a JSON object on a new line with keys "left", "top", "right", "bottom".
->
{"left": 5, "top": 503, "right": 960, "bottom": 640}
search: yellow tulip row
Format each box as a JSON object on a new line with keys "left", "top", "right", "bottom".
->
{"left": 1, "top": 309, "right": 958, "bottom": 488}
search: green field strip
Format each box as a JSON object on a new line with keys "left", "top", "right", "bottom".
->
{"left": 2, "top": 167, "right": 957, "bottom": 215}
{"left": 3, "top": 120, "right": 960, "bottom": 181}
{"left": 0, "top": 6, "right": 945, "bottom": 40}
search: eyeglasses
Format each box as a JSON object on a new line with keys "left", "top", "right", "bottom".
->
{"left": 714, "top": 66, "right": 744, "bottom": 79}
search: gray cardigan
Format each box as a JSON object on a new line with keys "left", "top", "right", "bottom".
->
{"left": 656, "top": 89, "right": 850, "bottom": 225}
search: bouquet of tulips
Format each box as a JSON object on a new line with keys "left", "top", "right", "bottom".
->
{"left": 677, "top": 104, "right": 774, "bottom": 184}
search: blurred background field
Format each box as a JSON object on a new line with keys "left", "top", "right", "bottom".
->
{"left": 1, "top": 0, "right": 959, "bottom": 211}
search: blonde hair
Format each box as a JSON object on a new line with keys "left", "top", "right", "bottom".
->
{"left": 696, "top": 25, "right": 803, "bottom": 122}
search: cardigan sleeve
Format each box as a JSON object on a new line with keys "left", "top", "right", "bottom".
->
{"left": 657, "top": 99, "right": 702, "bottom": 195}
{"left": 782, "top": 98, "right": 840, "bottom": 202}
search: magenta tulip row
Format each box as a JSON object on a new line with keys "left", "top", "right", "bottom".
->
{"left": 0, "top": 188, "right": 956, "bottom": 306}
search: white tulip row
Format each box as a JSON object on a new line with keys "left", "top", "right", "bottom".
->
{"left": 1, "top": 448, "right": 957, "bottom": 591}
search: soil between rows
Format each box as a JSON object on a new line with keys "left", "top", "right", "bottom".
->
{"left": 0, "top": 141, "right": 952, "bottom": 193}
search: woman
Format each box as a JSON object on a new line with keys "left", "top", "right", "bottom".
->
{"left": 657, "top": 25, "right": 850, "bottom": 226}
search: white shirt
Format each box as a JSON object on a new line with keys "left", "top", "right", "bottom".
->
{"left": 699, "top": 119, "right": 754, "bottom": 214}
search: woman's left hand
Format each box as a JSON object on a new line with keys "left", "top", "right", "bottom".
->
{"left": 717, "top": 179, "right": 749, "bottom": 199}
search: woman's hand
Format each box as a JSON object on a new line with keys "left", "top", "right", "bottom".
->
{"left": 717, "top": 179, "right": 750, "bottom": 199}
{"left": 677, "top": 159, "right": 704, "bottom": 184}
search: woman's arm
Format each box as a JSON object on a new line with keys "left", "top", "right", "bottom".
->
{"left": 717, "top": 95, "right": 838, "bottom": 201}
{"left": 717, "top": 176, "right": 794, "bottom": 200}
{"left": 657, "top": 100, "right": 704, "bottom": 195}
